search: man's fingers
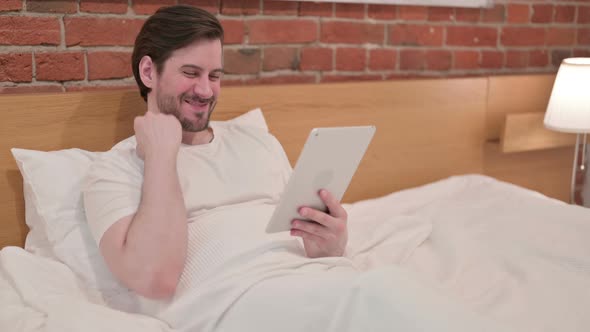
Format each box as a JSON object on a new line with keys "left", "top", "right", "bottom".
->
{"left": 319, "top": 189, "right": 347, "bottom": 219}
{"left": 290, "top": 229, "right": 326, "bottom": 246}
{"left": 299, "top": 207, "right": 333, "bottom": 228}
{"left": 291, "top": 220, "right": 330, "bottom": 239}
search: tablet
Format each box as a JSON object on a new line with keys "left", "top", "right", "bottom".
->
{"left": 265, "top": 126, "right": 376, "bottom": 233}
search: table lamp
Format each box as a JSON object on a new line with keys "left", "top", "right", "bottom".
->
{"left": 544, "top": 57, "right": 590, "bottom": 206}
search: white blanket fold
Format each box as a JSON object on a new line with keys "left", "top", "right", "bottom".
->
{"left": 0, "top": 247, "right": 172, "bottom": 332}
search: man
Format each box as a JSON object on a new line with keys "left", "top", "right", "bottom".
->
{"left": 82, "top": 4, "right": 348, "bottom": 301}
{"left": 82, "top": 6, "right": 512, "bottom": 332}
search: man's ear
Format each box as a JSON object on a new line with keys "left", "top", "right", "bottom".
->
{"left": 139, "top": 55, "right": 155, "bottom": 88}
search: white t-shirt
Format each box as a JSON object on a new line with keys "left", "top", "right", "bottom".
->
{"left": 83, "top": 123, "right": 296, "bottom": 289}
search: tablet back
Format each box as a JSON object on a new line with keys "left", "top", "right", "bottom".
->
{"left": 266, "top": 126, "right": 376, "bottom": 233}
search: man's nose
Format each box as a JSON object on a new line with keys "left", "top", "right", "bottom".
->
{"left": 193, "top": 76, "right": 213, "bottom": 99}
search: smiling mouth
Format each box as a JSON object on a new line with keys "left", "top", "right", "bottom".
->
{"left": 184, "top": 99, "right": 209, "bottom": 107}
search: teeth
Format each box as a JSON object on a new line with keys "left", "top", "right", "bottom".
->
{"left": 185, "top": 99, "right": 207, "bottom": 107}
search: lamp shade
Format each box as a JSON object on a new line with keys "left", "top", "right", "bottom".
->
{"left": 544, "top": 58, "right": 590, "bottom": 133}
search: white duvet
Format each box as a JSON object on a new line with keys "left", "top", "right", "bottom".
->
{"left": 2, "top": 175, "right": 590, "bottom": 331}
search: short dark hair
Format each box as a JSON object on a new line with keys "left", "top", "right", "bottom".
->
{"left": 132, "top": 5, "right": 224, "bottom": 101}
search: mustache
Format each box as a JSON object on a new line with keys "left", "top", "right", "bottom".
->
{"left": 182, "top": 94, "right": 215, "bottom": 104}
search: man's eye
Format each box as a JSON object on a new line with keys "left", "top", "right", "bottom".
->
{"left": 183, "top": 72, "right": 197, "bottom": 77}
{"left": 210, "top": 75, "right": 221, "bottom": 81}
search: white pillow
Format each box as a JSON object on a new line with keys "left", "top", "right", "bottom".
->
{"left": 11, "top": 108, "right": 272, "bottom": 295}
{"left": 214, "top": 107, "right": 268, "bottom": 132}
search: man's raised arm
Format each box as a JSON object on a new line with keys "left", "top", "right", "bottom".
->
{"left": 92, "top": 112, "right": 187, "bottom": 299}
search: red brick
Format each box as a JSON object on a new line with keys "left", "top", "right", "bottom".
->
{"left": 0, "top": 0, "right": 21, "bottom": 12}
{"left": 501, "top": 27, "right": 546, "bottom": 47}
{"left": 554, "top": 5, "right": 575, "bottom": 23}
{"left": 221, "top": 19, "right": 245, "bottom": 44}
{"left": 223, "top": 49, "right": 260, "bottom": 74}
{"left": 547, "top": 27, "right": 576, "bottom": 46}
{"left": 65, "top": 17, "right": 144, "bottom": 46}
{"left": 335, "top": 48, "right": 366, "bottom": 71}
{"left": 179, "top": 0, "right": 220, "bottom": 14}
{"left": 299, "top": 2, "right": 332, "bottom": 17}
{"left": 0, "top": 17, "right": 60, "bottom": 45}
{"left": 321, "top": 21, "right": 383, "bottom": 44}
{"left": 579, "top": 28, "right": 590, "bottom": 46}
{"left": 0, "top": 85, "right": 62, "bottom": 94}
{"left": 506, "top": 50, "right": 527, "bottom": 68}
{"left": 454, "top": 50, "right": 479, "bottom": 69}
{"left": 369, "top": 49, "right": 396, "bottom": 71}
{"left": 221, "top": 0, "right": 259, "bottom": 15}
{"left": 87, "top": 52, "right": 132, "bottom": 80}
{"left": 551, "top": 49, "right": 572, "bottom": 67}
{"left": 335, "top": 3, "right": 365, "bottom": 19}
{"left": 579, "top": 6, "right": 590, "bottom": 24}
{"left": 36, "top": 52, "right": 85, "bottom": 81}
{"left": 428, "top": 7, "right": 454, "bottom": 22}
{"left": 389, "top": 24, "right": 443, "bottom": 46}
{"left": 507, "top": 4, "right": 529, "bottom": 24}
{"left": 65, "top": 84, "right": 135, "bottom": 92}
{"left": 263, "top": 0, "right": 298, "bottom": 15}
{"left": 446, "top": 73, "right": 487, "bottom": 79}
{"left": 573, "top": 49, "right": 590, "bottom": 57}
{"left": 248, "top": 20, "right": 317, "bottom": 44}
{"left": 480, "top": 51, "right": 503, "bottom": 69}
{"left": 398, "top": 6, "right": 427, "bottom": 21}
{"left": 300, "top": 47, "right": 332, "bottom": 71}
{"left": 400, "top": 49, "right": 426, "bottom": 70}
{"left": 447, "top": 26, "right": 497, "bottom": 47}
{"left": 80, "top": 0, "right": 128, "bottom": 14}
{"left": 27, "top": 0, "right": 76, "bottom": 13}
{"left": 132, "top": 0, "right": 175, "bottom": 15}
{"left": 321, "top": 74, "right": 381, "bottom": 83}
{"left": 426, "top": 50, "right": 451, "bottom": 70}
{"left": 455, "top": 8, "right": 480, "bottom": 22}
{"left": 368, "top": 4, "right": 396, "bottom": 20}
{"left": 529, "top": 50, "right": 549, "bottom": 67}
{"left": 385, "top": 73, "right": 437, "bottom": 80}
{"left": 263, "top": 47, "right": 298, "bottom": 71}
{"left": 0, "top": 53, "right": 32, "bottom": 82}
{"left": 247, "top": 75, "right": 316, "bottom": 85}
{"left": 532, "top": 4, "right": 553, "bottom": 23}
{"left": 482, "top": 5, "right": 505, "bottom": 23}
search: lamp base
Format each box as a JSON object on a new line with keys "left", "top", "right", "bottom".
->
{"left": 572, "top": 133, "right": 590, "bottom": 206}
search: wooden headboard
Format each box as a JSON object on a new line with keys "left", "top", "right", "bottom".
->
{"left": 0, "top": 74, "right": 572, "bottom": 248}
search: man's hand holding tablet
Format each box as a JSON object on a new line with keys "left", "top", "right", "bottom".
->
{"left": 265, "top": 126, "right": 376, "bottom": 258}
{"left": 290, "top": 188, "right": 349, "bottom": 258}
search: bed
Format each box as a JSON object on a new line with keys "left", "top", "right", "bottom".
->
{"left": 1, "top": 75, "right": 589, "bottom": 331}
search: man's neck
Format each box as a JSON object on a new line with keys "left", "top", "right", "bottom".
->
{"left": 181, "top": 127, "right": 214, "bottom": 145}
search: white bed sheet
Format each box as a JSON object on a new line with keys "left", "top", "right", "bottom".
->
{"left": 1, "top": 174, "right": 589, "bottom": 332}
{"left": 396, "top": 176, "right": 590, "bottom": 332}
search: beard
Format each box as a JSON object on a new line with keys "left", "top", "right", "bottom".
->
{"left": 156, "top": 91, "right": 216, "bottom": 132}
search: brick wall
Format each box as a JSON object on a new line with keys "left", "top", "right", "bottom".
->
{"left": 0, "top": 0, "right": 589, "bottom": 93}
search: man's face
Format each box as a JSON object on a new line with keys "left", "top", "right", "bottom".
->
{"left": 153, "top": 38, "right": 223, "bottom": 132}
